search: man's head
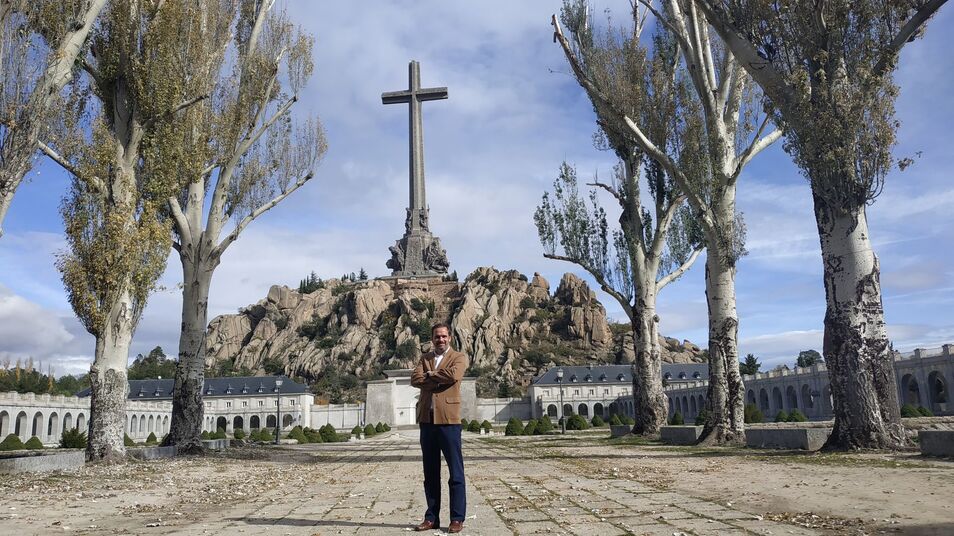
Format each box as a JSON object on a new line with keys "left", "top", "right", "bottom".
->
{"left": 431, "top": 323, "right": 451, "bottom": 354}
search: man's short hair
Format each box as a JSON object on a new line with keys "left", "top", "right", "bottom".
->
{"left": 431, "top": 322, "right": 451, "bottom": 335}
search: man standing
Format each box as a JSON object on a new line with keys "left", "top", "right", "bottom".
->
{"left": 410, "top": 323, "right": 468, "bottom": 533}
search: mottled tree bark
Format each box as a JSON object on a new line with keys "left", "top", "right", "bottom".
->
{"left": 699, "top": 253, "right": 745, "bottom": 445}
{"left": 86, "top": 288, "right": 134, "bottom": 462}
{"left": 629, "top": 290, "right": 667, "bottom": 435}
{"left": 814, "top": 196, "right": 906, "bottom": 450}
{"left": 165, "top": 252, "right": 215, "bottom": 453}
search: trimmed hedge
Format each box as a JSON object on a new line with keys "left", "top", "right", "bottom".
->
{"left": 363, "top": 423, "right": 376, "bottom": 437}
{"left": 504, "top": 417, "right": 523, "bottom": 436}
{"left": 467, "top": 420, "right": 481, "bottom": 433}
{"left": 591, "top": 415, "right": 605, "bottom": 427}
{"left": 352, "top": 425, "right": 363, "bottom": 436}
{"left": 146, "top": 432, "right": 158, "bottom": 445}
{"left": 0, "top": 434, "right": 24, "bottom": 451}
{"left": 537, "top": 415, "right": 554, "bottom": 433}
{"left": 566, "top": 414, "right": 589, "bottom": 430}
{"left": 481, "top": 420, "right": 492, "bottom": 432}
{"left": 125, "top": 433, "right": 137, "bottom": 446}
{"left": 609, "top": 414, "right": 622, "bottom": 426}
{"left": 774, "top": 410, "right": 789, "bottom": 423}
{"left": 744, "top": 404, "right": 764, "bottom": 424}
{"left": 24, "top": 436, "right": 44, "bottom": 449}
{"left": 59, "top": 428, "right": 87, "bottom": 449}
{"left": 375, "top": 422, "right": 385, "bottom": 433}
{"left": 523, "top": 419, "right": 538, "bottom": 435}
{"left": 788, "top": 409, "right": 808, "bottom": 422}
{"left": 233, "top": 428, "right": 246, "bottom": 440}
{"left": 669, "top": 411, "right": 684, "bottom": 425}
{"left": 695, "top": 409, "right": 709, "bottom": 426}
{"left": 918, "top": 406, "right": 934, "bottom": 417}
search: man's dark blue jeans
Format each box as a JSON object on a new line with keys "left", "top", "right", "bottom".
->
{"left": 420, "top": 423, "right": 466, "bottom": 527}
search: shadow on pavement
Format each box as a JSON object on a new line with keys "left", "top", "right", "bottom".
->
{"left": 232, "top": 517, "right": 415, "bottom": 529}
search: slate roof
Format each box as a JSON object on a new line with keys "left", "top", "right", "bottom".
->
{"left": 531, "top": 363, "right": 709, "bottom": 386}
{"left": 76, "top": 376, "right": 308, "bottom": 400}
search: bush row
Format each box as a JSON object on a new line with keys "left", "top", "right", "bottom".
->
{"left": 461, "top": 419, "right": 493, "bottom": 433}
{"left": 350, "top": 422, "right": 391, "bottom": 437}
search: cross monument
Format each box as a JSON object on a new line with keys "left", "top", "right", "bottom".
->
{"left": 382, "top": 60, "right": 450, "bottom": 276}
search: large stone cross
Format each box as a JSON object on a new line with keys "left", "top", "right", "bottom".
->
{"left": 382, "top": 60, "right": 448, "bottom": 232}
{"left": 382, "top": 60, "right": 451, "bottom": 277}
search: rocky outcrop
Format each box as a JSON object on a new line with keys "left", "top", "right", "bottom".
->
{"left": 204, "top": 267, "right": 706, "bottom": 391}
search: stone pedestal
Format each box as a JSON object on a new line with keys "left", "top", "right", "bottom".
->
{"left": 387, "top": 227, "right": 448, "bottom": 276}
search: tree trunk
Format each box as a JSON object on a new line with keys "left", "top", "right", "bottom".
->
{"left": 629, "top": 290, "right": 667, "bottom": 436}
{"left": 165, "top": 250, "right": 215, "bottom": 453}
{"left": 699, "top": 252, "right": 745, "bottom": 445}
{"left": 86, "top": 288, "right": 134, "bottom": 462}
{"left": 814, "top": 196, "right": 906, "bottom": 450}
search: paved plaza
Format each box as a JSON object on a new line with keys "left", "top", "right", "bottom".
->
{"left": 1, "top": 430, "right": 953, "bottom": 535}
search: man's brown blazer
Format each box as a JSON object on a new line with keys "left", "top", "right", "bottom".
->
{"left": 410, "top": 349, "right": 469, "bottom": 424}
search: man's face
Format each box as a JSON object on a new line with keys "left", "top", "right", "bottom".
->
{"left": 432, "top": 327, "right": 450, "bottom": 354}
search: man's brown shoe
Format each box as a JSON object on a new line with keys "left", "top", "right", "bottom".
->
{"left": 413, "top": 519, "right": 437, "bottom": 532}
{"left": 448, "top": 520, "right": 464, "bottom": 533}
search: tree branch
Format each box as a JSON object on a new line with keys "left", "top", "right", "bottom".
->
{"left": 873, "top": 0, "right": 947, "bottom": 79}
{"left": 213, "top": 170, "right": 314, "bottom": 258}
{"left": 586, "top": 180, "right": 625, "bottom": 207}
{"left": 237, "top": 95, "right": 297, "bottom": 158}
{"left": 543, "top": 253, "right": 634, "bottom": 320}
{"left": 731, "top": 116, "right": 782, "bottom": 182}
{"left": 37, "top": 141, "right": 106, "bottom": 195}
{"left": 145, "top": 94, "right": 209, "bottom": 128}
{"left": 656, "top": 245, "right": 703, "bottom": 291}
{"left": 167, "top": 195, "right": 192, "bottom": 248}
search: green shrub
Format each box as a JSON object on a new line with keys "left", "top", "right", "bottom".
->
{"left": 669, "top": 411, "right": 684, "bottom": 425}
{"left": 212, "top": 427, "right": 227, "bottom": 440}
{"left": 621, "top": 415, "right": 635, "bottom": 425}
{"left": 900, "top": 403, "right": 920, "bottom": 418}
{"left": 375, "top": 422, "right": 385, "bottom": 433}
{"left": 744, "top": 404, "right": 764, "bottom": 424}
{"left": 305, "top": 428, "right": 323, "bottom": 443}
{"left": 384, "top": 423, "right": 391, "bottom": 431}
{"left": 774, "top": 411, "right": 789, "bottom": 423}
{"left": 481, "top": 420, "right": 492, "bottom": 432}
{"left": 319, "top": 424, "right": 340, "bottom": 442}
{"left": 288, "top": 427, "right": 308, "bottom": 443}
{"left": 467, "top": 420, "right": 481, "bottom": 433}
{"left": 363, "top": 423, "right": 376, "bottom": 437}
{"left": 125, "top": 433, "right": 137, "bottom": 446}
{"left": 591, "top": 415, "right": 605, "bottom": 427}
{"left": 523, "top": 419, "right": 538, "bottom": 435}
{"left": 0, "top": 434, "right": 24, "bottom": 451}
{"left": 504, "top": 417, "right": 523, "bottom": 436}
{"left": 788, "top": 409, "right": 808, "bottom": 422}
{"left": 537, "top": 415, "right": 554, "bottom": 433}
{"left": 917, "top": 406, "right": 934, "bottom": 417}
{"left": 608, "top": 414, "right": 622, "bottom": 426}
{"left": 694, "top": 409, "right": 709, "bottom": 426}
{"left": 233, "top": 429, "right": 246, "bottom": 440}
{"left": 59, "top": 428, "right": 87, "bottom": 449}
{"left": 352, "top": 425, "right": 363, "bottom": 436}
{"left": 566, "top": 414, "right": 589, "bottom": 430}
{"left": 460, "top": 419, "right": 469, "bottom": 428}
{"left": 24, "top": 436, "right": 43, "bottom": 449}
{"left": 145, "top": 432, "right": 158, "bottom": 445}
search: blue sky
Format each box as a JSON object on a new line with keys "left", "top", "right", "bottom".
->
{"left": 1, "top": 1, "right": 952, "bottom": 376}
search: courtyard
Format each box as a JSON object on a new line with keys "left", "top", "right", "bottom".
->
{"left": 1, "top": 430, "right": 952, "bottom": 535}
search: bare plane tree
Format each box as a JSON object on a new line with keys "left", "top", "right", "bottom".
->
{"left": 163, "top": 0, "right": 326, "bottom": 453}
{"left": 694, "top": 0, "right": 946, "bottom": 449}
{"left": 551, "top": 0, "right": 781, "bottom": 444}
{"left": 0, "top": 0, "right": 107, "bottom": 238}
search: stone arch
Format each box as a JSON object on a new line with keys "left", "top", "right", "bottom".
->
{"left": 233, "top": 416, "right": 244, "bottom": 431}
{"left": 130, "top": 415, "right": 138, "bottom": 433}
{"left": 216, "top": 416, "right": 228, "bottom": 431}
{"left": 15, "top": 411, "right": 27, "bottom": 439}
{"left": 0, "top": 410, "right": 8, "bottom": 437}
{"left": 163, "top": 416, "right": 169, "bottom": 434}
{"left": 148, "top": 415, "right": 155, "bottom": 433}
{"left": 786, "top": 386, "right": 798, "bottom": 411}
{"left": 690, "top": 396, "right": 698, "bottom": 416}
{"left": 608, "top": 402, "right": 618, "bottom": 416}
{"left": 250, "top": 415, "right": 260, "bottom": 429}
{"left": 547, "top": 404, "right": 558, "bottom": 418}
{"left": 927, "top": 371, "right": 948, "bottom": 406}
{"left": 266, "top": 414, "right": 277, "bottom": 428}
{"left": 801, "top": 385, "right": 815, "bottom": 410}
{"left": 563, "top": 403, "right": 573, "bottom": 416}
{"left": 577, "top": 403, "right": 589, "bottom": 417}
{"left": 76, "top": 413, "right": 86, "bottom": 432}
{"left": 821, "top": 384, "right": 833, "bottom": 414}
{"left": 32, "top": 411, "right": 43, "bottom": 439}
{"left": 758, "top": 388, "right": 769, "bottom": 411}
{"left": 747, "top": 389, "right": 756, "bottom": 405}
{"left": 594, "top": 403, "right": 604, "bottom": 417}
{"left": 63, "top": 413, "right": 73, "bottom": 433}
{"left": 697, "top": 395, "right": 705, "bottom": 413}
{"left": 282, "top": 414, "right": 294, "bottom": 427}
{"left": 48, "top": 412, "right": 59, "bottom": 438}
{"left": 771, "top": 387, "right": 783, "bottom": 412}
{"left": 139, "top": 414, "right": 146, "bottom": 433}
{"left": 901, "top": 374, "right": 922, "bottom": 406}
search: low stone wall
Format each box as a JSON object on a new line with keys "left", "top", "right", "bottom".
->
{"left": 660, "top": 426, "right": 704, "bottom": 445}
{"left": 201, "top": 439, "right": 230, "bottom": 451}
{"left": 918, "top": 431, "right": 954, "bottom": 457}
{"left": 610, "top": 425, "right": 630, "bottom": 438}
{"left": 0, "top": 450, "right": 85, "bottom": 474}
{"left": 745, "top": 428, "right": 831, "bottom": 451}
{"left": 475, "top": 397, "right": 531, "bottom": 423}
{"left": 127, "top": 446, "right": 178, "bottom": 460}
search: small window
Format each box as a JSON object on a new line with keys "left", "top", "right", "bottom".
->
{"left": 678, "top": 372, "right": 687, "bottom": 379}
{"left": 692, "top": 372, "right": 701, "bottom": 379}
{"left": 573, "top": 389, "right": 580, "bottom": 395}
{"left": 604, "top": 388, "right": 610, "bottom": 395}
{"left": 617, "top": 374, "right": 625, "bottom": 381}
{"left": 242, "top": 401, "right": 248, "bottom": 407}
{"left": 570, "top": 375, "right": 578, "bottom": 382}
{"left": 588, "top": 389, "right": 594, "bottom": 395}
{"left": 290, "top": 400, "right": 295, "bottom": 406}
{"left": 584, "top": 375, "right": 592, "bottom": 382}
{"left": 258, "top": 400, "right": 264, "bottom": 407}
{"left": 226, "top": 401, "right": 232, "bottom": 408}
{"left": 600, "top": 374, "right": 607, "bottom": 382}
{"left": 663, "top": 373, "right": 672, "bottom": 380}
